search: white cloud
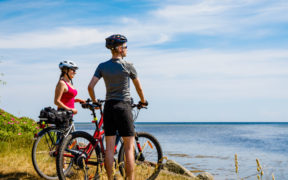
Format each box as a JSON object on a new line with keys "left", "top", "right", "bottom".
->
{"left": 150, "top": 0, "right": 288, "bottom": 35}
{"left": 0, "top": 28, "right": 109, "bottom": 49}
{"left": 1, "top": 1, "right": 287, "bottom": 49}
{"left": 133, "top": 49, "right": 288, "bottom": 77}
{"left": 107, "top": 0, "right": 288, "bottom": 47}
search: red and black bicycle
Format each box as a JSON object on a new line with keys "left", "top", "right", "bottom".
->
{"left": 56, "top": 99, "right": 163, "bottom": 180}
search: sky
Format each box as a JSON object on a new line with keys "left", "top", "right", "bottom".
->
{"left": 0, "top": 0, "right": 288, "bottom": 122}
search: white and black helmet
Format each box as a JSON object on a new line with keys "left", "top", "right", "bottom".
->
{"left": 59, "top": 60, "right": 78, "bottom": 70}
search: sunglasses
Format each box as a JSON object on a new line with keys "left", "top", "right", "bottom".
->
{"left": 70, "top": 69, "right": 77, "bottom": 73}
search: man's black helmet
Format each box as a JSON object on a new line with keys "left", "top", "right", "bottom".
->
{"left": 105, "top": 34, "right": 127, "bottom": 50}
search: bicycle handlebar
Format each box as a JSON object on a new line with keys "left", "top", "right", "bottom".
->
{"left": 81, "top": 98, "right": 148, "bottom": 110}
{"left": 131, "top": 101, "right": 148, "bottom": 110}
{"left": 81, "top": 98, "right": 147, "bottom": 123}
{"left": 81, "top": 99, "right": 105, "bottom": 110}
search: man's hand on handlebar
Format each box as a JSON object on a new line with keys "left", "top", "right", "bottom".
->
{"left": 92, "top": 102, "right": 101, "bottom": 109}
{"left": 139, "top": 100, "right": 148, "bottom": 107}
{"left": 134, "top": 100, "right": 148, "bottom": 109}
{"left": 81, "top": 98, "right": 104, "bottom": 110}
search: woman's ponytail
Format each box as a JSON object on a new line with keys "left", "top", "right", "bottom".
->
{"left": 59, "top": 71, "right": 65, "bottom": 80}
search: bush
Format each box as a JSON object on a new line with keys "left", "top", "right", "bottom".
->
{"left": 0, "top": 108, "right": 39, "bottom": 142}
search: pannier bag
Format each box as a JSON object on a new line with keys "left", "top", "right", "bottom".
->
{"left": 39, "top": 107, "right": 73, "bottom": 128}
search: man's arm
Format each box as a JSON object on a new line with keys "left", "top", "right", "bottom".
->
{"left": 88, "top": 76, "right": 100, "bottom": 103}
{"left": 132, "top": 78, "right": 146, "bottom": 103}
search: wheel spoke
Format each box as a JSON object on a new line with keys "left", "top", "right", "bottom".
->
{"left": 118, "top": 132, "right": 163, "bottom": 180}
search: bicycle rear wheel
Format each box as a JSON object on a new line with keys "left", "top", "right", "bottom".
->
{"left": 118, "top": 132, "right": 163, "bottom": 180}
{"left": 32, "top": 127, "right": 71, "bottom": 180}
{"left": 56, "top": 131, "right": 100, "bottom": 180}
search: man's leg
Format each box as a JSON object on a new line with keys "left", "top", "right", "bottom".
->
{"left": 122, "top": 136, "right": 135, "bottom": 180}
{"left": 105, "top": 135, "right": 116, "bottom": 180}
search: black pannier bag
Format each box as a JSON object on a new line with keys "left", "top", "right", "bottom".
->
{"left": 39, "top": 107, "right": 73, "bottom": 128}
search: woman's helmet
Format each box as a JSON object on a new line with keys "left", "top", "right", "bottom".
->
{"left": 105, "top": 34, "right": 127, "bottom": 50}
{"left": 58, "top": 61, "right": 78, "bottom": 85}
{"left": 59, "top": 61, "right": 78, "bottom": 70}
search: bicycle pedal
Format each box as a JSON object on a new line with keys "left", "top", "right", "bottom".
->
{"left": 53, "top": 151, "right": 58, "bottom": 157}
{"left": 49, "top": 150, "right": 58, "bottom": 157}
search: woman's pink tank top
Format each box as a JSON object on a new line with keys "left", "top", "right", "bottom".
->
{"left": 60, "top": 81, "right": 77, "bottom": 109}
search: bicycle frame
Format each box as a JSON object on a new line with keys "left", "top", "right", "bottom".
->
{"left": 62, "top": 100, "right": 147, "bottom": 167}
{"left": 82, "top": 106, "right": 105, "bottom": 163}
{"left": 63, "top": 101, "right": 122, "bottom": 166}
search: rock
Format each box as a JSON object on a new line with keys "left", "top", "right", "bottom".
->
{"left": 197, "top": 172, "right": 214, "bottom": 180}
{"left": 164, "top": 160, "right": 197, "bottom": 178}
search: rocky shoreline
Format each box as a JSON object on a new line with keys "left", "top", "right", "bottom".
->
{"left": 163, "top": 160, "right": 214, "bottom": 180}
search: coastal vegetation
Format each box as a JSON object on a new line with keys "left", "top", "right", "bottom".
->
{"left": 235, "top": 153, "right": 275, "bottom": 180}
{"left": 0, "top": 108, "right": 39, "bottom": 179}
{"left": 0, "top": 108, "right": 38, "bottom": 148}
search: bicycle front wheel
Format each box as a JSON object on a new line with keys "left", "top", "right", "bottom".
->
{"left": 118, "top": 132, "right": 163, "bottom": 180}
{"left": 56, "top": 131, "right": 100, "bottom": 180}
{"left": 32, "top": 127, "right": 68, "bottom": 180}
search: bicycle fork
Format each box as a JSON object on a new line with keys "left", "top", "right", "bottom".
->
{"left": 135, "top": 135, "right": 145, "bottom": 161}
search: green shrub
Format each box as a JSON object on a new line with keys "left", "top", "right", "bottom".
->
{"left": 0, "top": 108, "right": 39, "bottom": 142}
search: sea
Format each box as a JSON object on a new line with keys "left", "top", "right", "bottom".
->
{"left": 75, "top": 122, "right": 288, "bottom": 180}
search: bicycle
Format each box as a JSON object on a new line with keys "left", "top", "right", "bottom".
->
{"left": 56, "top": 99, "right": 163, "bottom": 180}
{"left": 32, "top": 109, "right": 75, "bottom": 180}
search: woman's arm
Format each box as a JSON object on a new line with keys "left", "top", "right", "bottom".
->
{"left": 75, "top": 98, "right": 85, "bottom": 103}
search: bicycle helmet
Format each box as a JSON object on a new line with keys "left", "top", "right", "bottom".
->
{"left": 105, "top": 34, "right": 127, "bottom": 50}
{"left": 59, "top": 60, "right": 78, "bottom": 70}
{"left": 58, "top": 60, "right": 78, "bottom": 85}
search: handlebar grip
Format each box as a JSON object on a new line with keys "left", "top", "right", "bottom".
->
{"left": 81, "top": 103, "right": 89, "bottom": 109}
{"left": 139, "top": 100, "right": 148, "bottom": 106}
{"left": 131, "top": 103, "right": 148, "bottom": 109}
{"left": 93, "top": 102, "right": 102, "bottom": 107}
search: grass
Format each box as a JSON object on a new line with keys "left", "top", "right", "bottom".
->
{"left": 0, "top": 140, "right": 41, "bottom": 180}
{"left": 234, "top": 153, "right": 276, "bottom": 180}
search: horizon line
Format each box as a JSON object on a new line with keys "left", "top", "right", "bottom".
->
{"left": 74, "top": 121, "right": 288, "bottom": 124}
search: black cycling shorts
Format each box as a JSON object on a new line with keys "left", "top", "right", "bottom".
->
{"left": 103, "top": 100, "right": 135, "bottom": 137}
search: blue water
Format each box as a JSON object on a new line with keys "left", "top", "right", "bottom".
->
{"left": 75, "top": 122, "right": 288, "bottom": 180}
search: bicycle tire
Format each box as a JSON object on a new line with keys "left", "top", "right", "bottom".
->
{"left": 118, "top": 132, "right": 163, "bottom": 180}
{"left": 56, "top": 131, "right": 100, "bottom": 180}
{"left": 32, "top": 127, "right": 71, "bottom": 180}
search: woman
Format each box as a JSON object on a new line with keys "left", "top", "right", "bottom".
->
{"left": 54, "top": 60, "right": 85, "bottom": 114}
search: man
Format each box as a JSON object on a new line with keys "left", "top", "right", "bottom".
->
{"left": 88, "top": 34, "right": 147, "bottom": 180}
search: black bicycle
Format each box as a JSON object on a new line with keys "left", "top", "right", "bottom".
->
{"left": 32, "top": 108, "right": 75, "bottom": 180}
